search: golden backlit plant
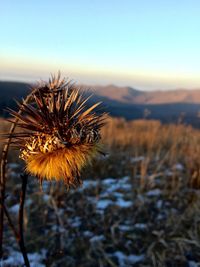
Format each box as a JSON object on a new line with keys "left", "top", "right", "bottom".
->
{"left": 0, "top": 73, "right": 106, "bottom": 266}
{"left": 5, "top": 74, "right": 106, "bottom": 187}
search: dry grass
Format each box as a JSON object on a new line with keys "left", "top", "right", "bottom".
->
{"left": 1, "top": 117, "right": 200, "bottom": 266}
{"left": 101, "top": 117, "right": 200, "bottom": 188}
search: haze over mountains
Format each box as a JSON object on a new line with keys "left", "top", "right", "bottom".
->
{"left": 1, "top": 81, "right": 200, "bottom": 126}
{"left": 92, "top": 84, "right": 200, "bottom": 104}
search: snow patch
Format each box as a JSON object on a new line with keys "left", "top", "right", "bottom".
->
{"left": 89, "top": 235, "right": 105, "bottom": 243}
{"left": 146, "top": 189, "right": 161, "bottom": 197}
{"left": 2, "top": 250, "right": 46, "bottom": 267}
{"left": 9, "top": 204, "right": 19, "bottom": 214}
{"left": 118, "top": 225, "right": 131, "bottom": 232}
{"left": 134, "top": 223, "right": 147, "bottom": 230}
{"left": 189, "top": 261, "right": 199, "bottom": 267}
{"left": 7, "top": 163, "right": 20, "bottom": 169}
{"left": 96, "top": 199, "right": 113, "bottom": 209}
{"left": 113, "top": 251, "right": 144, "bottom": 267}
{"left": 156, "top": 200, "right": 163, "bottom": 209}
{"left": 173, "top": 163, "right": 184, "bottom": 171}
{"left": 116, "top": 198, "right": 132, "bottom": 208}
{"left": 43, "top": 194, "right": 50, "bottom": 202}
{"left": 80, "top": 180, "right": 98, "bottom": 191}
{"left": 130, "top": 156, "right": 145, "bottom": 163}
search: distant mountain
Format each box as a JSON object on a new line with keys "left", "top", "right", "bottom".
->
{"left": 0, "top": 81, "right": 30, "bottom": 116}
{"left": 89, "top": 85, "right": 142, "bottom": 103}
{"left": 1, "top": 81, "right": 200, "bottom": 126}
{"left": 91, "top": 84, "right": 200, "bottom": 104}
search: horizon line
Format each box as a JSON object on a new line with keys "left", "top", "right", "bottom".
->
{"left": 1, "top": 77, "right": 200, "bottom": 92}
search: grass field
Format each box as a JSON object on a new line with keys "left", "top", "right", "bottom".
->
{"left": 1, "top": 117, "right": 200, "bottom": 266}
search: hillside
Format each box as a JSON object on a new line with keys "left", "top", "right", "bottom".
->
{"left": 1, "top": 81, "right": 200, "bottom": 126}
{"left": 91, "top": 84, "right": 200, "bottom": 104}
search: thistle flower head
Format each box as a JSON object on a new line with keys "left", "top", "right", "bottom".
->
{"left": 5, "top": 74, "right": 106, "bottom": 187}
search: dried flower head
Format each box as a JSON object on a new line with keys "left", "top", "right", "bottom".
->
{"left": 5, "top": 74, "right": 106, "bottom": 187}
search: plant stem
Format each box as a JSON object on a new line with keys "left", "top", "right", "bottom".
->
{"left": 0, "top": 89, "right": 36, "bottom": 258}
{"left": 0, "top": 122, "right": 18, "bottom": 258}
{"left": 18, "top": 174, "right": 30, "bottom": 267}
{"left": 3, "top": 205, "right": 19, "bottom": 240}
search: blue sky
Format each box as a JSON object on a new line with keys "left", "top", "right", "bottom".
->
{"left": 1, "top": 0, "right": 200, "bottom": 90}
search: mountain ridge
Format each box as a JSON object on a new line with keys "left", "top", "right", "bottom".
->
{"left": 1, "top": 81, "right": 200, "bottom": 127}
{"left": 1, "top": 80, "right": 200, "bottom": 104}
{"left": 89, "top": 84, "right": 200, "bottom": 104}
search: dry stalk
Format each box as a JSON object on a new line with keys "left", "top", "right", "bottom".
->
{"left": 0, "top": 88, "right": 36, "bottom": 262}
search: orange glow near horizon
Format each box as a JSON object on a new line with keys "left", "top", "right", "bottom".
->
{"left": 1, "top": 56, "right": 200, "bottom": 91}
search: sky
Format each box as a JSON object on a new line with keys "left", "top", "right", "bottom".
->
{"left": 1, "top": 0, "right": 200, "bottom": 90}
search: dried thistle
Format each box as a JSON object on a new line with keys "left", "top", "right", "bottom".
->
{"left": 4, "top": 74, "right": 106, "bottom": 187}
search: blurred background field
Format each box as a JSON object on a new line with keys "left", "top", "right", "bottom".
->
{"left": 1, "top": 116, "right": 200, "bottom": 266}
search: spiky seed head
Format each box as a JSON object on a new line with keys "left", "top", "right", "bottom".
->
{"left": 5, "top": 74, "right": 106, "bottom": 187}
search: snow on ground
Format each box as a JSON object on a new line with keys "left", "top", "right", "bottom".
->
{"left": 112, "top": 251, "right": 145, "bottom": 267}
{"left": 146, "top": 188, "right": 161, "bottom": 197}
{"left": 188, "top": 261, "right": 199, "bottom": 267}
{"left": 130, "top": 156, "right": 145, "bottom": 163}
{"left": 4, "top": 162, "right": 188, "bottom": 266}
{"left": 115, "top": 198, "right": 132, "bottom": 208}
{"left": 89, "top": 235, "right": 105, "bottom": 243}
{"left": 9, "top": 204, "right": 19, "bottom": 214}
{"left": 133, "top": 223, "right": 147, "bottom": 230}
{"left": 79, "top": 180, "right": 99, "bottom": 191}
{"left": 96, "top": 199, "right": 113, "bottom": 210}
{"left": 79, "top": 176, "right": 133, "bottom": 213}
{"left": 2, "top": 250, "right": 46, "bottom": 267}
{"left": 173, "top": 163, "right": 184, "bottom": 171}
